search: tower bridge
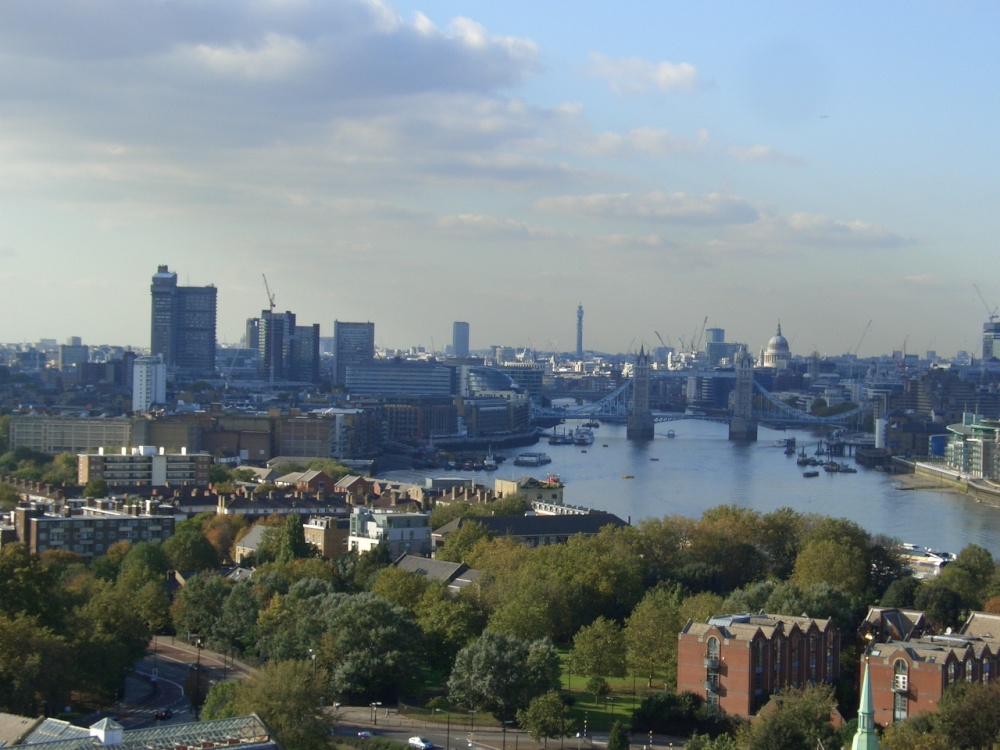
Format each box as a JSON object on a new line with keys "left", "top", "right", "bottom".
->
{"left": 532, "top": 371, "right": 869, "bottom": 438}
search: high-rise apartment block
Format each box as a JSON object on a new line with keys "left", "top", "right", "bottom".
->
{"left": 453, "top": 321, "right": 470, "bottom": 358}
{"left": 332, "top": 321, "right": 375, "bottom": 387}
{"left": 150, "top": 265, "right": 217, "bottom": 373}
{"left": 132, "top": 355, "right": 167, "bottom": 412}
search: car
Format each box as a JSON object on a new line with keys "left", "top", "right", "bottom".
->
{"left": 409, "top": 737, "right": 434, "bottom": 750}
{"left": 358, "top": 731, "right": 375, "bottom": 739}
{"left": 154, "top": 709, "right": 173, "bottom": 720}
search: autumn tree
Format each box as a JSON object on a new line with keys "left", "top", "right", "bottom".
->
{"left": 570, "top": 616, "right": 626, "bottom": 687}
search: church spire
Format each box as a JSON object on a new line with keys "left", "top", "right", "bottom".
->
{"left": 851, "top": 657, "right": 880, "bottom": 750}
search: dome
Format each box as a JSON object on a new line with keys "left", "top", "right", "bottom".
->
{"left": 763, "top": 322, "right": 791, "bottom": 368}
{"left": 767, "top": 323, "right": 789, "bottom": 354}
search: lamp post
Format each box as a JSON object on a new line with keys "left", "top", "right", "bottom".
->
{"left": 648, "top": 730, "right": 653, "bottom": 749}
{"left": 436, "top": 708, "right": 451, "bottom": 750}
{"left": 193, "top": 636, "right": 204, "bottom": 718}
{"left": 605, "top": 696, "right": 613, "bottom": 718}
{"left": 469, "top": 709, "right": 477, "bottom": 735}
{"left": 371, "top": 702, "right": 382, "bottom": 725}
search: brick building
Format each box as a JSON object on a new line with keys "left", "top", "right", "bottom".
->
{"left": 863, "top": 610, "right": 1000, "bottom": 727}
{"left": 677, "top": 612, "right": 840, "bottom": 717}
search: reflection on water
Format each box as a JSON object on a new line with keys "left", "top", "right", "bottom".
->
{"left": 383, "top": 420, "right": 1000, "bottom": 556}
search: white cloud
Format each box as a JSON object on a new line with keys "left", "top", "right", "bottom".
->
{"left": 728, "top": 144, "right": 805, "bottom": 166}
{"left": 179, "top": 33, "right": 310, "bottom": 81}
{"left": 437, "top": 214, "right": 557, "bottom": 239}
{"left": 584, "top": 127, "right": 709, "bottom": 157}
{"left": 535, "top": 190, "right": 758, "bottom": 226}
{"left": 589, "top": 52, "right": 701, "bottom": 95}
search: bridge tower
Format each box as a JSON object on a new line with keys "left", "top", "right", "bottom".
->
{"left": 728, "top": 345, "right": 758, "bottom": 441}
{"left": 627, "top": 346, "right": 655, "bottom": 439}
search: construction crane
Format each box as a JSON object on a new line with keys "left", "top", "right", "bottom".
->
{"left": 854, "top": 319, "right": 872, "bottom": 357}
{"left": 974, "top": 284, "right": 998, "bottom": 323}
{"left": 694, "top": 316, "right": 709, "bottom": 353}
{"left": 262, "top": 275, "right": 276, "bottom": 389}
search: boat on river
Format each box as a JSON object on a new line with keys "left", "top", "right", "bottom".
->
{"left": 514, "top": 452, "right": 551, "bottom": 467}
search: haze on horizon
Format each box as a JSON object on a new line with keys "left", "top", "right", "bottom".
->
{"left": 1, "top": 1, "right": 997, "bottom": 358}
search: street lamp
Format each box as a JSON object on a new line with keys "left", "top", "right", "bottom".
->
{"left": 469, "top": 709, "right": 477, "bottom": 735}
{"left": 371, "top": 702, "right": 382, "bottom": 725}
{"left": 605, "top": 696, "right": 613, "bottom": 717}
{"left": 435, "top": 708, "right": 451, "bottom": 750}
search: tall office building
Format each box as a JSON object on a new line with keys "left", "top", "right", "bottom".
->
{"left": 150, "top": 265, "right": 217, "bottom": 373}
{"left": 984, "top": 322, "right": 1000, "bottom": 361}
{"left": 132, "top": 355, "right": 167, "bottom": 412}
{"left": 453, "top": 321, "right": 470, "bottom": 358}
{"left": 576, "top": 304, "right": 584, "bottom": 359}
{"left": 252, "top": 311, "right": 321, "bottom": 383}
{"left": 332, "top": 321, "right": 375, "bottom": 387}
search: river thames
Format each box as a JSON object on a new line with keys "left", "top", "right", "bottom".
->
{"left": 383, "top": 419, "right": 1000, "bottom": 557}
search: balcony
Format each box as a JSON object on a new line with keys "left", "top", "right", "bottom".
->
{"left": 703, "top": 680, "right": 719, "bottom": 693}
{"left": 893, "top": 675, "right": 908, "bottom": 693}
{"left": 704, "top": 656, "right": 720, "bottom": 669}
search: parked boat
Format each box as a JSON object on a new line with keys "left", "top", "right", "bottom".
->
{"left": 483, "top": 453, "right": 498, "bottom": 471}
{"left": 621, "top": 474, "right": 634, "bottom": 479}
{"left": 803, "top": 470, "right": 820, "bottom": 478}
{"left": 584, "top": 420, "right": 600, "bottom": 428}
{"left": 573, "top": 427, "right": 595, "bottom": 446}
{"left": 666, "top": 429, "right": 676, "bottom": 438}
{"left": 514, "top": 452, "right": 552, "bottom": 467}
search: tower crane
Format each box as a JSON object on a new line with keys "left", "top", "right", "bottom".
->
{"left": 974, "top": 284, "right": 999, "bottom": 323}
{"left": 854, "top": 319, "right": 872, "bottom": 357}
{"left": 694, "top": 316, "right": 708, "bottom": 353}
{"left": 262, "top": 275, "right": 276, "bottom": 389}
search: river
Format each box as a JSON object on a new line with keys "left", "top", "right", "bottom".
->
{"left": 382, "top": 419, "right": 1000, "bottom": 557}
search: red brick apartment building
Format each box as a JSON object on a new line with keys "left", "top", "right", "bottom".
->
{"left": 677, "top": 613, "right": 840, "bottom": 717}
{"left": 864, "top": 610, "right": 1000, "bottom": 726}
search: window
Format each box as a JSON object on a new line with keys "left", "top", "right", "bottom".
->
{"left": 808, "top": 634, "right": 818, "bottom": 684}
{"left": 791, "top": 634, "right": 800, "bottom": 687}
{"left": 773, "top": 639, "right": 783, "bottom": 687}
{"left": 754, "top": 640, "right": 765, "bottom": 695}
{"left": 948, "top": 661, "right": 957, "bottom": 686}
{"left": 893, "top": 661, "right": 908, "bottom": 723}
{"left": 966, "top": 658, "right": 975, "bottom": 682}
{"left": 984, "top": 659, "right": 992, "bottom": 684}
{"left": 826, "top": 632, "right": 835, "bottom": 679}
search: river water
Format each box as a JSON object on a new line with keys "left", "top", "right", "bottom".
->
{"left": 383, "top": 420, "right": 1000, "bottom": 557}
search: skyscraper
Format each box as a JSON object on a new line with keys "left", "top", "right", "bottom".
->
{"left": 150, "top": 265, "right": 217, "bottom": 373}
{"left": 576, "top": 304, "right": 584, "bottom": 359}
{"left": 332, "top": 321, "right": 375, "bottom": 387}
{"left": 453, "top": 321, "right": 470, "bottom": 358}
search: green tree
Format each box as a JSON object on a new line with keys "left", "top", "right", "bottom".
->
{"left": 42, "top": 453, "right": 78, "bottom": 486}
{"left": 448, "top": 631, "right": 561, "bottom": 716}
{"left": 517, "top": 692, "right": 572, "bottom": 746}
{"left": 606, "top": 721, "right": 630, "bottom": 750}
{"left": 435, "top": 520, "right": 493, "bottom": 564}
{"left": 276, "top": 514, "right": 311, "bottom": 564}
{"left": 881, "top": 576, "right": 920, "bottom": 608}
{"left": 571, "top": 616, "right": 626, "bottom": 685}
{"left": 170, "top": 572, "right": 230, "bottom": 639}
{"left": 0, "top": 613, "right": 73, "bottom": 716}
{"left": 0, "top": 483, "right": 21, "bottom": 511}
{"left": 791, "top": 538, "right": 869, "bottom": 599}
{"left": 200, "top": 681, "right": 241, "bottom": 720}
{"left": 414, "top": 583, "right": 486, "bottom": 670}
{"left": 914, "top": 582, "right": 962, "bottom": 630}
{"left": 163, "top": 526, "right": 219, "bottom": 571}
{"left": 231, "top": 659, "right": 330, "bottom": 750}
{"left": 936, "top": 679, "right": 1000, "bottom": 749}
{"left": 0, "top": 543, "right": 61, "bottom": 625}
{"left": 319, "top": 591, "right": 423, "bottom": 701}
{"left": 625, "top": 586, "right": 683, "bottom": 688}
{"left": 736, "top": 684, "right": 839, "bottom": 750}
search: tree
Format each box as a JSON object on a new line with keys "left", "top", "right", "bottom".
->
{"left": 319, "top": 592, "right": 423, "bottom": 701}
{"left": 571, "top": 616, "right": 626, "bottom": 686}
{"left": 517, "top": 692, "right": 572, "bottom": 746}
{"left": 170, "top": 572, "right": 230, "bottom": 640}
{"left": 200, "top": 681, "right": 241, "bottom": 720}
{"left": 415, "top": 583, "right": 486, "bottom": 670}
{"left": 435, "top": 520, "right": 493, "bottom": 563}
{"left": 231, "top": 659, "right": 330, "bottom": 750}
{"left": 448, "top": 631, "right": 561, "bottom": 716}
{"left": 0, "top": 483, "right": 21, "bottom": 511}
{"left": 83, "top": 477, "right": 109, "bottom": 498}
{"left": 736, "top": 684, "right": 839, "bottom": 750}
{"left": 0, "top": 613, "right": 73, "bottom": 716}
{"left": 914, "top": 582, "right": 962, "bottom": 630}
{"left": 625, "top": 585, "right": 683, "bottom": 688}
{"left": 370, "top": 566, "right": 430, "bottom": 613}
{"left": 162, "top": 526, "right": 219, "bottom": 571}
{"left": 881, "top": 576, "right": 920, "bottom": 608}
{"left": 791, "top": 538, "right": 869, "bottom": 599}
{"left": 936, "top": 679, "right": 1000, "bottom": 749}
{"left": 606, "top": 721, "right": 630, "bottom": 750}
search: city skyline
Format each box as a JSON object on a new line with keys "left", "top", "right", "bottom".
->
{"left": 1, "top": 1, "right": 998, "bottom": 357}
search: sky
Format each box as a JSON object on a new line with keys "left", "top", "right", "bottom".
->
{"left": 1, "top": 1, "right": 999, "bottom": 358}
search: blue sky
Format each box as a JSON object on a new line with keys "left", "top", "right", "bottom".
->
{"left": 1, "top": 1, "right": 998, "bottom": 357}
